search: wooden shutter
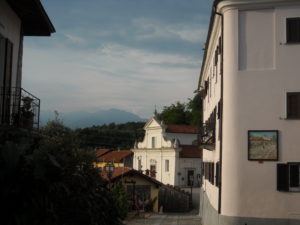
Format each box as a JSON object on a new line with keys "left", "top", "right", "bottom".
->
{"left": 212, "top": 163, "right": 215, "bottom": 185}
{"left": 287, "top": 18, "right": 300, "bottom": 43}
{"left": 287, "top": 93, "right": 300, "bottom": 119}
{"left": 0, "top": 35, "right": 5, "bottom": 87}
{"left": 218, "top": 37, "right": 222, "bottom": 54}
{"left": 205, "top": 80, "right": 209, "bottom": 95}
{"left": 216, "top": 162, "right": 220, "bottom": 187}
{"left": 4, "top": 39, "right": 13, "bottom": 88}
{"left": 214, "top": 49, "right": 218, "bottom": 66}
{"left": 289, "top": 164, "right": 300, "bottom": 188}
{"left": 277, "top": 164, "right": 289, "bottom": 191}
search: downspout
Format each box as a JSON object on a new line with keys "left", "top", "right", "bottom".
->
{"left": 215, "top": 8, "right": 224, "bottom": 215}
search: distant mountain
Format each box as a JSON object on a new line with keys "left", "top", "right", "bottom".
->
{"left": 40, "top": 109, "right": 146, "bottom": 128}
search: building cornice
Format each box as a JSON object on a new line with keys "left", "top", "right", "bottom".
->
{"left": 199, "top": 0, "right": 300, "bottom": 88}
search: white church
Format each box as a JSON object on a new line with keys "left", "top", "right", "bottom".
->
{"left": 132, "top": 114, "right": 202, "bottom": 187}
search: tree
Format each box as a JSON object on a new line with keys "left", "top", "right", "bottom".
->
{"left": 0, "top": 119, "right": 123, "bottom": 225}
{"left": 157, "top": 93, "right": 203, "bottom": 125}
{"left": 157, "top": 102, "right": 188, "bottom": 125}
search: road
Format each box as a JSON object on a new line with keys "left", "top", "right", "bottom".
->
{"left": 124, "top": 212, "right": 202, "bottom": 225}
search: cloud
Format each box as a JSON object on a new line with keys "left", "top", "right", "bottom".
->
{"left": 23, "top": 0, "right": 212, "bottom": 118}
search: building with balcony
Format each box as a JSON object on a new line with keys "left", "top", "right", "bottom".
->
{"left": 131, "top": 114, "right": 202, "bottom": 188}
{"left": 199, "top": 0, "right": 300, "bottom": 224}
{"left": 0, "top": 0, "right": 55, "bottom": 135}
{"left": 95, "top": 149, "right": 133, "bottom": 168}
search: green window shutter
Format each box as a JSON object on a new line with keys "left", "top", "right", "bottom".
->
{"left": 277, "top": 164, "right": 289, "bottom": 191}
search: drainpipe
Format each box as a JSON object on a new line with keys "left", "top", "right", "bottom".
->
{"left": 215, "top": 7, "right": 224, "bottom": 215}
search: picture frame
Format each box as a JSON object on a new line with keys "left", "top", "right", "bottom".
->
{"left": 248, "top": 130, "right": 279, "bottom": 161}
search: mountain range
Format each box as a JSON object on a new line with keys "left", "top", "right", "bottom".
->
{"left": 40, "top": 109, "right": 146, "bottom": 128}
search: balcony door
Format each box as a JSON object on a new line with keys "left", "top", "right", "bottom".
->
{"left": 0, "top": 35, "right": 13, "bottom": 124}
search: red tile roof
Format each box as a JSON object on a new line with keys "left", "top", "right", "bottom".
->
{"left": 100, "top": 167, "right": 132, "bottom": 180}
{"left": 100, "top": 167, "right": 163, "bottom": 186}
{"left": 166, "top": 125, "right": 199, "bottom": 134}
{"left": 98, "top": 150, "right": 133, "bottom": 163}
{"left": 95, "top": 149, "right": 110, "bottom": 157}
{"left": 179, "top": 145, "right": 202, "bottom": 158}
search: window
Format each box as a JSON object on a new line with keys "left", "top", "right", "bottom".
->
{"left": 203, "top": 162, "right": 215, "bottom": 185}
{"left": 287, "top": 18, "right": 300, "bottom": 43}
{"left": 277, "top": 163, "right": 300, "bottom": 192}
{"left": 150, "top": 165, "right": 156, "bottom": 178}
{"left": 215, "top": 162, "right": 220, "bottom": 187}
{"left": 138, "top": 158, "right": 142, "bottom": 170}
{"left": 286, "top": 92, "right": 300, "bottom": 119}
{"left": 151, "top": 137, "right": 156, "bottom": 148}
{"left": 165, "top": 160, "right": 169, "bottom": 172}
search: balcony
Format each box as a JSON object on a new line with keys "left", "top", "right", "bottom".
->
{"left": 199, "top": 122, "right": 216, "bottom": 150}
{"left": 0, "top": 87, "right": 40, "bottom": 130}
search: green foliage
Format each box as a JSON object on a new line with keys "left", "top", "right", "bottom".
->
{"left": 144, "top": 196, "right": 157, "bottom": 212}
{"left": 112, "top": 182, "right": 130, "bottom": 219}
{"left": 157, "top": 93, "right": 202, "bottom": 125}
{"left": 0, "top": 120, "right": 123, "bottom": 225}
{"left": 157, "top": 102, "right": 188, "bottom": 125}
{"left": 74, "top": 122, "right": 145, "bottom": 150}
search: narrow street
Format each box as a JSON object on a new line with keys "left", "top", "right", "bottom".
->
{"left": 124, "top": 212, "right": 201, "bottom": 225}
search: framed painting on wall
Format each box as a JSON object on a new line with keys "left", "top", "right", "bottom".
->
{"left": 248, "top": 130, "right": 279, "bottom": 161}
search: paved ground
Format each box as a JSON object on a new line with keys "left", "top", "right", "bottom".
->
{"left": 124, "top": 212, "right": 202, "bottom": 225}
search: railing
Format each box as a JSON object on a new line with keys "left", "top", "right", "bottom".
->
{"left": 199, "top": 122, "right": 216, "bottom": 150}
{"left": 0, "top": 87, "right": 40, "bottom": 130}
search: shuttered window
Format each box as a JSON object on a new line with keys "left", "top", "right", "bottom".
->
{"left": 277, "top": 163, "right": 300, "bottom": 192}
{"left": 287, "top": 92, "right": 300, "bottom": 119}
{"left": 287, "top": 18, "right": 300, "bottom": 43}
{"left": 277, "top": 164, "right": 288, "bottom": 191}
{"left": 0, "top": 34, "right": 5, "bottom": 87}
{"left": 216, "top": 162, "right": 220, "bottom": 187}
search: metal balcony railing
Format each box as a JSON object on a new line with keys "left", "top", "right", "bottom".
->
{"left": 0, "top": 87, "right": 40, "bottom": 130}
{"left": 199, "top": 122, "right": 216, "bottom": 150}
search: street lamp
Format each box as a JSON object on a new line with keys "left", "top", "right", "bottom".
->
{"left": 104, "top": 162, "right": 115, "bottom": 189}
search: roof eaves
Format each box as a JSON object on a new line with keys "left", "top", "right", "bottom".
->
{"left": 198, "top": 0, "right": 223, "bottom": 90}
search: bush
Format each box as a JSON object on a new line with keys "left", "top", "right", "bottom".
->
{"left": 112, "top": 182, "right": 130, "bottom": 219}
{"left": 0, "top": 120, "right": 123, "bottom": 225}
{"left": 144, "top": 197, "right": 157, "bottom": 212}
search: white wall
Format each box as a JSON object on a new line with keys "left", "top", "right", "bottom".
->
{"left": 133, "top": 117, "right": 201, "bottom": 186}
{"left": 133, "top": 148, "right": 178, "bottom": 185}
{"left": 200, "top": 10, "right": 223, "bottom": 212}
{"left": 178, "top": 158, "right": 202, "bottom": 187}
{"left": 167, "top": 133, "right": 198, "bottom": 145}
{"left": 0, "top": 0, "right": 21, "bottom": 87}
{"left": 221, "top": 4, "right": 300, "bottom": 219}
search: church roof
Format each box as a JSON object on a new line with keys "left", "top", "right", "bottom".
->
{"left": 166, "top": 125, "right": 199, "bottom": 134}
{"left": 179, "top": 145, "right": 202, "bottom": 158}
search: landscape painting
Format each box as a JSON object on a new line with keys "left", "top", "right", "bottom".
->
{"left": 248, "top": 130, "right": 278, "bottom": 161}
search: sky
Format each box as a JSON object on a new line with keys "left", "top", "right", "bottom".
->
{"left": 23, "top": 0, "right": 213, "bottom": 118}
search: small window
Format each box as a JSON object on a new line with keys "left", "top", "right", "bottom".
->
{"left": 165, "top": 160, "right": 169, "bottom": 172}
{"left": 138, "top": 158, "right": 142, "bottom": 170}
{"left": 286, "top": 18, "right": 300, "bottom": 43}
{"left": 277, "top": 163, "right": 300, "bottom": 192}
{"left": 287, "top": 92, "right": 300, "bottom": 119}
{"left": 151, "top": 137, "right": 156, "bottom": 148}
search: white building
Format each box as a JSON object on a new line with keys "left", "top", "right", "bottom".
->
{"left": 0, "top": 0, "right": 55, "bottom": 130}
{"left": 132, "top": 115, "right": 202, "bottom": 187}
{"left": 199, "top": 0, "right": 300, "bottom": 224}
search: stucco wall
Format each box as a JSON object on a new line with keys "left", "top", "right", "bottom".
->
{"left": 0, "top": 0, "right": 21, "bottom": 88}
{"left": 133, "top": 148, "right": 178, "bottom": 185}
{"left": 124, "top": 175, "right": 160, "bottom": 212}
{"left": 201, "top": 1, "right": 300, "bottom": 221}
{"left": 221, "top": 4, "right": 300, "bottom": 219}
{"left": 167, "top": 133, "right": 198, "bottom": 145}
